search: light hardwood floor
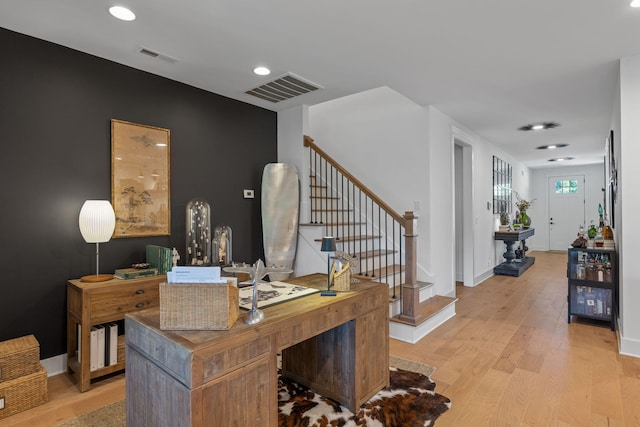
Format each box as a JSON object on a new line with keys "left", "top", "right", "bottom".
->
{"left": 3, "top": 251, "right": 640, "bottom": 426}
{"left": 391, "top": 251, "right": 640, "bottom": 427}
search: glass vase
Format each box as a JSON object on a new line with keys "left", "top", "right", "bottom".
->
{"left": 186, "top": 198, "right": 212, "bottom": 265}
{"left": 520, "top": 210, "right": 531, "bottom": 227}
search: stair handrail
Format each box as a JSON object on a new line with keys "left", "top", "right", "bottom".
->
{"left": 304, "top": 135, "right": 406, "bottom": 227}
{"left": 305, "top": 134, "right": 423, "bottom": 324}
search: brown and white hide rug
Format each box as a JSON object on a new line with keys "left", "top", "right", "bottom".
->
{"left": 277, "top": 366, "right": 451, "bottom": 427}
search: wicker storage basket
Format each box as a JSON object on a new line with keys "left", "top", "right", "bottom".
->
{"left": 0, "top": 335, "right": 40, "bottom": 382}
{"left": 331, "top": 261, "right": 351, "bottom": 292}
{"left": 0, "top": 364, "right": 47, "bottom": 420}
{"left": 160, "top": 279, "right": 239, "bottom": 330}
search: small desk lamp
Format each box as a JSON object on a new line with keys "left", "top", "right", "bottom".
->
{"left": 79, "top": 200, "right": 116, "bottom": 282}
{"left": 320, "top": 236, "right": 337, "bottom": 296}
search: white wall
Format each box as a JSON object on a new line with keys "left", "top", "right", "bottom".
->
{"left": 618, "top": 54, "right": 640, "bottom": 357}
{"left": 306, "top": 87, "right": 434, "bottom": 281}
{"left": 427, "top": 107, "right": 531, "bottom": 287}
{"left": 277, "top": 105, "right": 330, "bottom": 276}
{"left": 530, "top": 163, "right": 605, "bottom": 251}
{"left": 279, "top": 86, "right": 530, "bottom": 297}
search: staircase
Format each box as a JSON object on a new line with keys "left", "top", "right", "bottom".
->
{"left": 302, "top": 135, "right": 456, "bottom": 343}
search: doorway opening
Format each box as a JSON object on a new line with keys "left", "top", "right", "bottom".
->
{"left": 453, "top": 130, "right": 474, "bottom": 287}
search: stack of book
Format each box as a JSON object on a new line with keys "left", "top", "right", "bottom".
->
{"left": 114, "top": 267, "right": 158, "bottom": 280}
{"left": 77, "top": 323, "right": 119, "bottom": 372}
{"left": 146, "top": 245, "right": 172, "bottom": 274}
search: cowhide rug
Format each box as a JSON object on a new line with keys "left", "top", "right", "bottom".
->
{"left": 278, "top": 366, "right": 451, "bottom": 427}
{"left": 58, "top": 364, "right": 450, "bottom": 427}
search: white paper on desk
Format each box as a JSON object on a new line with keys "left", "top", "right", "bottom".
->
{"left": 167, "top": 266, "right": 225, "bottom": 283}
{"left": 238, "top": 281, "right": 319, "bottom": 310}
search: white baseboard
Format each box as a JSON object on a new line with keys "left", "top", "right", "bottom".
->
{"left": 41, "top": 353, "right": 67, "bottom": 376}
{"left": 473, "top": 268, "right": 493, "bottom": 286}
{"left": 618, "top": 325, "right": 640, "bottom": 358}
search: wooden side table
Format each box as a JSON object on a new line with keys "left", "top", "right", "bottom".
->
{"left": 66, "top": 275, "right": 165, "bottom": 391}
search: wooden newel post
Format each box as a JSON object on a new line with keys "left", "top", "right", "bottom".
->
{"left": 399, "top": 211, "right": 421, "bottom": 324}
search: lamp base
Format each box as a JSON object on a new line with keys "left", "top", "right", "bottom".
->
{"left": 320, "top": 290, "right": 337, "bottom": 297}
{"left": 80, "top": 274, "right": 114, "bottom": 283}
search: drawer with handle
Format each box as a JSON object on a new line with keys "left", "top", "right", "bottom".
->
{"left": 90, "top": 281, "right": 160, "bottom": 323}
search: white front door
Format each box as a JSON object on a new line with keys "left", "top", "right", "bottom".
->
{"left": 548, "top": 175, "right": 585, "bottom": 250}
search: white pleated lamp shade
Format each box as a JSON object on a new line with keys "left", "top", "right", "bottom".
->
{"left": 79, "top": 200, "right": 116, "bottom": 243}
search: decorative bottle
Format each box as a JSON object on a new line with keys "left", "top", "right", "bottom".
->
{"left": 213, "top": 225, "right": 233, "bottom": 265}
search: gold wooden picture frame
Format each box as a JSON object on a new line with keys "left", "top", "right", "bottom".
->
{"left": 111, "top": 119, "right": 170, "bottom": 237}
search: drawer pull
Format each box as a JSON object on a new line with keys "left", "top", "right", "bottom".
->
{"left": 135, "top": 289, "right": 145, "bottom": 295}
{"left": 136, "top": 303, "right": 144, "bottom": 308}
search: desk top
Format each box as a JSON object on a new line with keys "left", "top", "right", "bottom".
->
{"left": 495, "top": 227, "right": 535, "bottom": 241}
{"left": 125, "top": 273, "right": 388, "bottom": 388}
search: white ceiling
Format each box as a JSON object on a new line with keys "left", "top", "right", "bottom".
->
{"left": 2, "top": 0, "right": 639, "bottom": 168}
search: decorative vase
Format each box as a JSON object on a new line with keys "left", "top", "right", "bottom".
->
{"left": 520, "top": 210, "right": 531, "bottom": 227}
{"left": 499, "top": 211, "right": 510, "bottom": 227}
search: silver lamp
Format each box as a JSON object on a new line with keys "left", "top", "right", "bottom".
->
{"left": 79, "top": 200, "right": 116, "bottom": 282}
{"left": 320, "top": 236, "right": 337, "bottom": 296}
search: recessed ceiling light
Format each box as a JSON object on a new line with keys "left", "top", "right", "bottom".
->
{"left": 536, "top": 144, "right": 569, "bottom": 150}
{"left": 631, "top": 0, "right": 640, "bottom": 7}
{"left": 548, "top": 157, "right": 574, "bottom": 162}
{"left": 518, "top": 121, "right": 561, "bottom": 132}
{"left": 109, "top": 6, "right": 136, "bottom": 21}
{"left": 253, "top": 66, "right": 271, "bottom": 76}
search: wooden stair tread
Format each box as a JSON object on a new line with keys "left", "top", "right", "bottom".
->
{"left": 310, "top": 196, "right": 338, "bottom": 199}
{"left": 354, "top": 264, "right": 404, "bottom": 279}
{"left": 313, "top": 235, "right": 380, "bottom": 243}
{"left": 390, "top": 295, "right": 458, "bottom": 326}
{"left": 353, "top": 249, "right": 396, "bottom": 259}
{"left": 300, "top": 222, "right": 365, "bottom": 227}
{"left": 311, "top": 208, "right": 353, "bottom": 212}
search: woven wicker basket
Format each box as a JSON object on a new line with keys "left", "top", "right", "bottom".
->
{"left": 0, "top": 364, "right": 47, "bottom": 420}
{"left": 331, "top": 261, "right": 351, "bottom": 292}
{"left": 0, "top": 335, "right": 40, "bottom": 382}
{"left": 160, "top": 279, "right": 239, "bottom": 330}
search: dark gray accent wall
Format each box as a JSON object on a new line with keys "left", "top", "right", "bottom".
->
{"left": 0, "top": 27, "right": 277, "bottom": 358}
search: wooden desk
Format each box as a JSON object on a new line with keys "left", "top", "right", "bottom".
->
{"left": 125, "top": 274, "right": 389, "bottom": 426}
{"left": 494, "top": 228, "right": 535, "bottom": 276}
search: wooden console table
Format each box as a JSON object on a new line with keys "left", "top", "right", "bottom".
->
{"left": 494, "top": 228, "right": 535, "bottom": 276}
{"left": 125, "top": 273, "right": 389, "bottom": 426}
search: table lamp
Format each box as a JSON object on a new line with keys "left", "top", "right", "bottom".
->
{"left": 320, "top": 236, "right": 337, "bottom": 296}
{"left": 79, "top": 200, "right": 116, "bottom": 282}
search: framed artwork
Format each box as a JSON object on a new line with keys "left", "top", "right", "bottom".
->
{"left": 111, "top": 119, "right": 170, "bottom": 237}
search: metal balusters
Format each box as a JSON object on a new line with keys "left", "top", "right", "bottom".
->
{"left": 384, "top": 211, "right": 388, "bottom": 285}
{"left": 304, "top": 135, "right": 420, "bottom": 321}
{"left": 310, "top": 150, "right": 316, "bottom": 223}
{"left": 391, "top": 221, "right": 397, "bottom": 298}
{"left": 358, "top": 188, "right": 363, "bottom": 275}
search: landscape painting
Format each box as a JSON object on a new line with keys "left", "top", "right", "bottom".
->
{"left": 111, "top": 119, "right": 170, "bottom": 237}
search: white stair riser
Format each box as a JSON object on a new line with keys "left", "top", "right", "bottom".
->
{"left": 389, "top": 303, "right": 457, "bottom": 344}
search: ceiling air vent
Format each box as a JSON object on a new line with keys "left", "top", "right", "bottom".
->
{"left": 245, "top": 73, "right": 322, "bottom": 103}
{"left": 139, "top": 47, "right": 179, "bottom": 64}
